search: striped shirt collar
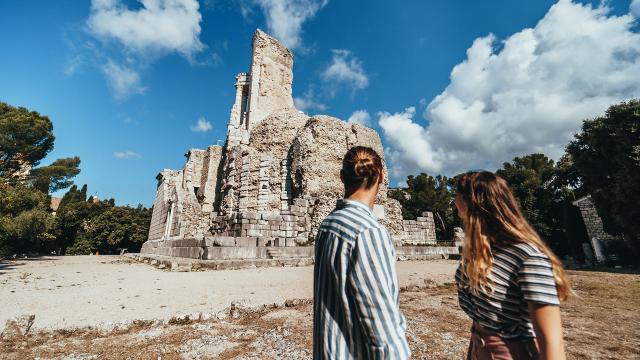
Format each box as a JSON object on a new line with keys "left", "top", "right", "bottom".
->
{"left": 337, "top": 198, "right": 375, "bottom": 219}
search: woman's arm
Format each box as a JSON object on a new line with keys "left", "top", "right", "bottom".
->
{"left": 528, "top": 303, "right": 566, "bottom": 360}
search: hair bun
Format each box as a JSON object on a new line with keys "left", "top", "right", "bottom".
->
{"left": 342, "top": 146, "right": 384, "bottom": 191}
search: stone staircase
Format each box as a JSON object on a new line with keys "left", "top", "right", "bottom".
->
{"left": 267, "top": 248, "right": 286, "bottom": 259}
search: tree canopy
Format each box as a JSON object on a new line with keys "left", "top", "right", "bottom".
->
{"left": 0, "top": 102, "right": 55, "bottom": 178}
{"left": 30, "top": 156, "right": 81, "bottom": 193}
{"left": 566, "top": 99, "right": 640, "bottom": 251}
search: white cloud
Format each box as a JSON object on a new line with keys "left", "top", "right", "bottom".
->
{"left": 114, "top": 151, "right": 142, "bottom": 159}
{"left": 86, "top": 0, "right": 205, "bottom": 99}
{"left": 250, "top": 0, "right": 328, "bottom": 50}
{"left": 378, "top": 107, "right": 442, "bottom": 180}
{"left": 87, "top": 0, "right": 204, "bottom": 58}
{"left": 380, "top": 0, "right": 640, "bottom": 181}
{"left": 631, "top": 0, "right": 640, "bottom": 18}
{"left": 347, "top": 110, "right": 371, "bottom": 126}
{"left": 294, "top": 90, "right": 327, "bottom": 112}
{"left": 102, "top": 60, "right": 146, "bottom": 100}
{"left": 322, "top": 49, "right": 369, "bottom": 94}
{"left": 191, "top": 117, "right": 213, "bottom": 132}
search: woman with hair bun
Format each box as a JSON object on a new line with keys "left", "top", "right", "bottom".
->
{"left": 313, "top": 146, "right": 410, "bottom": 360}
{"left": 455, "top": 171, "right": 570, "bottom": 360}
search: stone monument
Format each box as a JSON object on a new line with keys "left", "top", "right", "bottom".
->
{"left": 140, "top": 30, "right": 437, "bottom": 261}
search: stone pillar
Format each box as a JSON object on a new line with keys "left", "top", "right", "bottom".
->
{"left": 238, "top": 153, "right": 251, "bottom": 212}
{"left": 227, "top": 73, "right": 250, "bottom": 147}
{"left": 582, "top": 243, "right": 595, "bottom": 264}
{"left": 257, "top": 155, "right": 271, "bottom": 213}
{"left": 591, "top": 237, "right": 606, "bottom": 264}
{"left": 280, "top": 159, "right": 292, "bottom": 210}
{"left": 222, "top": 150, "right": 237, "bottom": 214}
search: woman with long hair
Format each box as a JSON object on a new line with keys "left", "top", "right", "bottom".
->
{"left": 455, "top": 171, "right": 570, "bottom": 360}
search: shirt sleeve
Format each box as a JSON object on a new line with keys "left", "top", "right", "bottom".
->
{"left": 518, "top": 249, "right": 560, "bottom": 306}
{"left": 348, "top": 227, "right": 411, "bottom": 360}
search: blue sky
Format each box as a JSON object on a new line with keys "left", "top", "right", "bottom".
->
{"left": 1, "top": 0, "right": 639, "bottom": 207}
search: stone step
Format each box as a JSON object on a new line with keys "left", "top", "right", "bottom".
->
{"left": 266, "top": 249, "right": 285, "bottom": 259}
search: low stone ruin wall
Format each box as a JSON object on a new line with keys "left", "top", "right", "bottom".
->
{"left": 398, "top": 212, "right": 437, "bottom": 246}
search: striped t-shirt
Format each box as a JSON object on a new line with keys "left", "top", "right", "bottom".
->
{"left": 455, "top": 242, "right": 560, "bottom": 339}
{"left": 313, "top": 199, "right": 410, "bottom": 360}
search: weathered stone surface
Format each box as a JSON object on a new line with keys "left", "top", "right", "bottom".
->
{"left": 2, "top": 314, "right": 35, "bottom": 339}
{"left": 379, "top": 198, "right": 404, "bottom": 237}
{"left": 289, "top": 115, "right": 402, "bottom": 238}
{"left": 247, "top": 29, "right": 295, "bottom": 128}
{"left": 290, "top": 116, "right": 350, "bottom": 199}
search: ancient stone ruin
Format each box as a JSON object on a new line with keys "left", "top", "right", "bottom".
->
{"left": 572, "top": 195, "right": 616, "bottom": 264}
{"left": 140, "top": 30, "right": 439, "bottom": 261}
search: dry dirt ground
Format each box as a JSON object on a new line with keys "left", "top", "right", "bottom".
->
{"left": 1, "top": 258, "right": 638, "bottom": 360}
{"left": 0, "top": 256, "right": 456, "bottom": 331}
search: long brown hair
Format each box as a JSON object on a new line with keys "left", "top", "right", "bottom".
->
{"left": 341, "top": 146, "right": 384, "bottom": 195}
{"left": 456, "top": 171, "right": 570, "bottom": 302}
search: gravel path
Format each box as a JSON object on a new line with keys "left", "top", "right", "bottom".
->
{"left": 0, "top": 256, "right": 457, "bottom": 331}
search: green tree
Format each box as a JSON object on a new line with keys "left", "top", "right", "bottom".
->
{"left": 85, "top": 205, "right": 152, "bottom": 254}
{"left": 496, "top": 154, "right": 558, "bottom": 239}
{"left": 496, "top": 153, "right": 590, "bottom": 257}
{"left": 0, "top": 182, "right": 55, "bottom": 257}
{"left": 0, "top": 102, "right": 79, "bottom": 194}
{"left": 53, "top": 185, "right": 93, "bottom": 253}
{"left": 390, "top": 173, "right": 458, "bottom": 239}
{"left": 0, "top": 102, "right": 55, "bottom": 178}
{"left": 566, "top": 99, "right": 640, "bottom": 252}
{"left": 30, "top": 157, "right": 81, "bottom": 193}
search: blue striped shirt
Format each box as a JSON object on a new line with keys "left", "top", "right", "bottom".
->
{"left": 313, "top": 199, "right": 411, "bottom": 360}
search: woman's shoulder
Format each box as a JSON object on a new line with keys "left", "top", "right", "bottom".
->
{"left": 496, "top": 241, "right": 549, "bottom": 261}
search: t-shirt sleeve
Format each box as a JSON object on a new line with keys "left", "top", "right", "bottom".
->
{"left": 518, "top": 250, "right": 560, "bottom": 306}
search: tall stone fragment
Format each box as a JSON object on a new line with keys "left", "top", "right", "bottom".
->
{"left": 247, "top": 29, "right": 295, "bottom": 129}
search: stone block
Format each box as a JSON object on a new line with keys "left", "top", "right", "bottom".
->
{"left": 262, "top": 214, "right": 282, "bottom": 221}
{"left": 235, "top": 237, "right": 255, "bottom": 247}
{"left": 240, "top": 211, "right": 259, "bottom": 220}
{"left": 212, "top": 236, "right": 236, "bottom": 247}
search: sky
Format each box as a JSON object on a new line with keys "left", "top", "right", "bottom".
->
{"left": 1, "top": 0, "right": 639, "bottom": 207}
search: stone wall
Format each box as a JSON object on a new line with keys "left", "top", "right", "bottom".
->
{"left": 211, "top": 197, "right": 312, "bottom": 246}
{"left": 398, "top": 212, "right": 437, "bottom": 246}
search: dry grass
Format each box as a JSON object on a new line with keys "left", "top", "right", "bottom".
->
{"left": 1, "top": 269, "right": 638, "bottom": 359}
